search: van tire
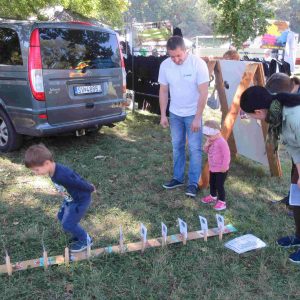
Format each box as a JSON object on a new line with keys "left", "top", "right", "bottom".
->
{"left": 0, "top": 109, "right": 23, "bottom": 152}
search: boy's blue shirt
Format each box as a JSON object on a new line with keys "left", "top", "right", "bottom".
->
{"left": 51, "top": 163, "right": 94, "bottom": 202}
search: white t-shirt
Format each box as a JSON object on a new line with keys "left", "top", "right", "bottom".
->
{"left": 158, "top": 54, "right": 209, "bottom": 116}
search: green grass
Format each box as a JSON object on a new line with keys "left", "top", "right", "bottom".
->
{"left": 1, "top": 107, "right": 300, "bottom": 299}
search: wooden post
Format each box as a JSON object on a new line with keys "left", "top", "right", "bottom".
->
{"left": 5, "top": 252, "right": 12, "bottom": 276}
{"left": 255, "top": 63, "right": 282, "bottom": 177}
{"left": 64, "top": 247, "right": 70, "bottom": 266}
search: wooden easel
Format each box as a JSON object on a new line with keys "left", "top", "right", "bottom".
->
{"left": 199, "top": 61, "right": 282, "bottom": 188}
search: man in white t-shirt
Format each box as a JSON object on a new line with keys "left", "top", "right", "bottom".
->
{"left": 158, "top": 36, "right": 209, "bottom": 197}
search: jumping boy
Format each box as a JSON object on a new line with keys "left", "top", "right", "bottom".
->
{"left": 24, "top": 144, "right": 95, "bottom": 252}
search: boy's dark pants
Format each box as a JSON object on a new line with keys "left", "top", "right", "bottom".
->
{"left": 209, "top": 171, "right": 228, "bottom": 201}
{"left": 291, "top": 162, "right": 300, "bottom": 238}
{"left": 57, "top": 198, "right": 91, "bottom": 242}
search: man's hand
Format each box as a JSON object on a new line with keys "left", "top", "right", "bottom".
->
{"left": 160, "top": 115, "right": 169, "bottom": 128}
{"left": 191, "top": 117, "right": 201, "bottom": 132}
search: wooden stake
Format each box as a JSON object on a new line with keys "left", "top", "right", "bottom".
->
{"left": 204, "top": 230, "right": 208, "bottom": 242}
{"left": 182, "top": 234, "right": 187, "bottom": 245}
{"left": 43, "top": 250, "right": 48, "bottom": 270}
{"left": 87, "top": 244, "right": 91, "bottom": 259}
{"left": 64, "top": 247, "right": 69, "bottom": 266}
{"left": 218, "top": 226, "right": 223, "bottom": 241}
{"left": 5, "top": 252, "right": 12, "bottom": 276}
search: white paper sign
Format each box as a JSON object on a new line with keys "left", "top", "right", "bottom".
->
{"left": 216, "top": 214, "right": 225, "bottom": 230}
{"left": 119, "top": 225, "right": 123, "bottom": 243}
{"left": 178, "top": 218, "right": 188, "bottom": 238}
{"left": 199, "top": 216, "right": 208, "bottom": 232}
{"left": 161, "top": 222, "right": 167, "bottom": 242}
{"left": 289, "top": 184, "right": 300, "bottom": 206}
{"left": 140, "top": 223, "right": 147, "bottom": 243}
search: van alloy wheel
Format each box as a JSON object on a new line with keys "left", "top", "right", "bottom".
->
{"left": 0, "top": 117, "right": 8, "bottom": 146}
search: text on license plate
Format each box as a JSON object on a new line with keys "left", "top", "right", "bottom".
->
{"left": 74, "top": 84, "right": 102, "bottom": 95}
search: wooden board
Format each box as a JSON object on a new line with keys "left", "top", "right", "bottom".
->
{"left": 0, "top": 225, "right": 237, "bottom": 275}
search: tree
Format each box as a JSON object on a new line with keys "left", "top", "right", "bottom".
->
{"left": 270, "top": 0, "right": 300, "bottom": 33}
{"left": 0, "top": 0, "right": 128, "bottom": 26}
{"left": 126, "top": 0, "right": 217, "bottom": 37}
{"left": 207, "top": 0, "right": 274, "bottom": 49}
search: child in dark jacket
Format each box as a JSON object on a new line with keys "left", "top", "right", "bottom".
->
{"left": 25, "top": 144, "right": 95, "bottom": 252}
{"left": 201, "top": 120, "right": 230, "bottom": 211}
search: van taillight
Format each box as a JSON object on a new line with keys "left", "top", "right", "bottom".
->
{"left": 117, "top": 35, "right": 127, "bottom": 94}
{"left": 28, "top": 29, "right": 45, "bottom": 101}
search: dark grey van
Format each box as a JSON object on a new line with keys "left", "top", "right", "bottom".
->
{"left": 0, "top": 21, "right": 126, "bottom": 152}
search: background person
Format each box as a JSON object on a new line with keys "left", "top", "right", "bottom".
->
{"left": 159, "top": 36, "right": 209, "bottom": 197}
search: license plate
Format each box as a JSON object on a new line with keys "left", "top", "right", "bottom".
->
{"left": 74, "top": 84, "right": 102, "bottom": 95}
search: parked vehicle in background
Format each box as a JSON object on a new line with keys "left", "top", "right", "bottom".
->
{"left": 0, "top": 21, "right": 126, "bottom": 152}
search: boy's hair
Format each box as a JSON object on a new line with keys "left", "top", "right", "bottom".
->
{"left": 24, "top": 144, "right": 53, "bottom": 168}
{"left": 223, "top": 50, "right": 240, "bottom": 61}
{"left": 204, "top": 120, "right": 221, "bottom": 130}
{"left": 265, "top": 73, "right": 294, "bottom": 93}
{"left": 166, "top": 36, "right": 186, "bottom": 51}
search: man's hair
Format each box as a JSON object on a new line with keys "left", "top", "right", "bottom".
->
{"left": 265, "top": 73, "right": 294, "bottom": 93}
{"left": 24, "top": 144, "right": 53, "bottom": 168}
{"left": 166, "top": 36, "right": 186, "bottom": 51}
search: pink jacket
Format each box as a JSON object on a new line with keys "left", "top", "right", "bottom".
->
{"left": 204, "top": 137, "right": 231, "bottom": 172}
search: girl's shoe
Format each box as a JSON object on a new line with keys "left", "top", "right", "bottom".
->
{"left": 214, "top": 200, "right": 226, "bottom": 211}
{"left": 201, "top": 195, "right": 217, "bottom": 204}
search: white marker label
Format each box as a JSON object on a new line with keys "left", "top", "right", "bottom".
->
{"left": 120, "top": 225, "right": 123, "bottom": 243}
{"left": 178, "top": 218, "right": 188, "bottom": 239}
{"left": 199, "top": 216, "right": 208, "bottom": 232}
{"left": 216, "top": 214, "right": 225, "bottom": 230}
{"left": 162, "top": 222, "right": 167, "bottom": 242}
{"left": 140, "top": 223, "right": 147, "bottom": 243}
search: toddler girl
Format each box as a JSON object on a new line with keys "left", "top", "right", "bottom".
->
{"left": 201, "top": 120, "right": 230, "bottom": 210}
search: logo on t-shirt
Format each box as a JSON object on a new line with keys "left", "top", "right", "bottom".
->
{"left": 53, "top": 183, "right": 73, "bottom": 202}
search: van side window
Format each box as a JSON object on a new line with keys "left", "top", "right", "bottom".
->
{"left": 0, "top": 28, "right": 23, "bottom": 66}
{"left": 39, "top": 28, "right": 120, "bottom": 70}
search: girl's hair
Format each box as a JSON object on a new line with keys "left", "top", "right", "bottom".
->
{"left": 24, "top": 144, "right": 53, "bottom": 168}
{"left": 204, "top": 120, "right": 221, "bottom": 130}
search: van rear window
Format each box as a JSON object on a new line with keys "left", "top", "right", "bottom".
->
{"left": 39, "top": 28, "right": 120, "bottom": 70}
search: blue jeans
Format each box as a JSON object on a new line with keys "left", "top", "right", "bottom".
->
{"left": 57, "top": 198, "right": 91, "bottom": 242}
{"left": 169, "top": 112, "right": 203, "bottom": 187}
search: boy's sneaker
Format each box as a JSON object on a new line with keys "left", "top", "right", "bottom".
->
{"left": 201, "top": 195, "right": 217, "bottom": 204}
{"left": 289, "top": 249, "right": 300, "bottom": 264}
{"left": 277, "top": 236, "right": 300, "bottom": 248}
{"left": 162, "top": 179, "right": 184, "bottom": 190}
{"left": 68, "top": 237, "right": 79, "bottom": 244}
{"left": 214, "top": 200, "right": 226, "bottom": 211}
{"left": 70, "top": 237, "right": 93, "bottom": 253}
{"left": 185, "top": 185, "right": 198, "bottom": 198}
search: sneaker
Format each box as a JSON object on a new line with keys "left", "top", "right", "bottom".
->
{"left": 271, "top": 195, "right": 289, "bottom": 205}
{"left": 68, "top": 237, "right": 79, "bottom": 244}
{"left": 70, "top": 237, "right": 93, "bottom": 253}
{"left": 162, "top": 179, "right": 184, "bottom": 190}
{"left": 214, "top": 200, "right": 226, "bottom": 211}
{"left": 185, "top": 185, "right": 198, "bottom": 198}
{"left": 277, "top": 236, "right": 300, "bottom": 248}
{"left": 289, "top": 249, "right": 300, "bottom": 264}
{"left": 201, "top": 195, "right": 217, "bottom": 204}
